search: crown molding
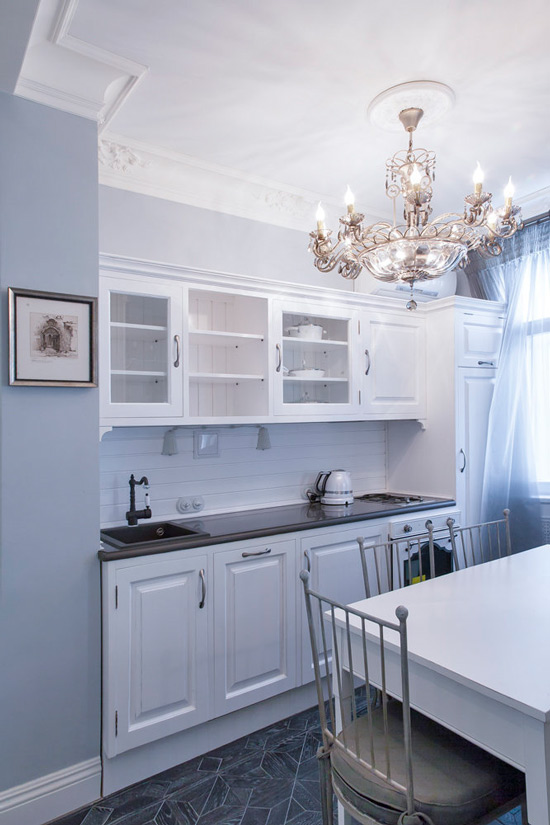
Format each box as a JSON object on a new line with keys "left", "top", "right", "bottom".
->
{"left": 98, "top": 133, "right": 357, "bottom": 233}
{"left": 14, "top": 0, "right": 148, "bottom": 129}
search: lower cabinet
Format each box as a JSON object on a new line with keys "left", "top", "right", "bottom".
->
{"left": 299, "top": 521, "right": 386, "bottom": 684}
{"left": 102, "top": 519, "right": 387, "bottom": 756}
{"left": 102, "top": 552, "right": 210, "bottom": 757}
{"left": 213, "top": 537, "right": 297, "bottom": 715}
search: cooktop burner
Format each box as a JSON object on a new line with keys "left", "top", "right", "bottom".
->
{"left": 356, "top": 493, "right": 426, "bottom": 505}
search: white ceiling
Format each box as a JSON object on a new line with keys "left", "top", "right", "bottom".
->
{"left": 11, "top": 0, "right": 550, "bottom": 229}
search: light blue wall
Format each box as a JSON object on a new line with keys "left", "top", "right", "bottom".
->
{"left": 99, "top": 185, "right": 354, "bottom": 290}
{"left": 0, "top": 93, "right": 100, "bottom": 790}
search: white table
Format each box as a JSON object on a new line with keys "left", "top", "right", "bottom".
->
{"left": 335, "top": 544, "right": 550, "bottom": 825}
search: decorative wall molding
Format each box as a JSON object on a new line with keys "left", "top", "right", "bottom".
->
{"left": 99, "top": 139, "right": 148, "bottom": 173}
{"left": 15, "top": 0, "right": 148, "bottom": 130}
{"left": 0, "top": 756, "right": 101, "bottom": 825}
{"left": 98, "top": 133, "right": 351, "bottom": 233}
{"left": 516, "top": 185, "right": 550, "bottom": 220}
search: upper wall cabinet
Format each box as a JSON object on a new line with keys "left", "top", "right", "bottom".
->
{"left": 187, "top": 287, "right": 269, "bottom": 421}
{"left": 99, "top": 267, "right": 427, "bottom": 427}
{"left": 361, "top": 310, "right": 427, "bottom": 419}
{"left": 272, "top": 299, "right": 361, "bottom": 417}
{"left": 100, "top": 275, "right": 185, "bottom": 420}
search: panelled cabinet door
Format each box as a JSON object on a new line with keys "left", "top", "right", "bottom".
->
{"left": 362, "top": 311, "right": 426, "bottom": 418}
{"left": 99, "top": 275, "right": 186, "bottom": 420}
{"left": 456, "top": 312, "right": 505, "bottom": 369}
{"left": 213, "top": 538, "right": 297, "bottom": 715}
{"left": 299, "top": 521, "right": 386, "bottom": 684}
{"left": 104, "top": 554, "right": 209, "bottom": 756}
{"left": 456, "top": 368, "right": 497, "bottom": 526}
{"left": 272, "top": 299, "right": 361, "bottom": 417}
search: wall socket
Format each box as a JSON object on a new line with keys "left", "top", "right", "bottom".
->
{"left": 176, "top": 496, "right": 204, "bottom": 513}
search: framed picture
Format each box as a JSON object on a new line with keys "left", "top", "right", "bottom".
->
{"left": 8, "top": 287, "right": 97, "bottom": 387}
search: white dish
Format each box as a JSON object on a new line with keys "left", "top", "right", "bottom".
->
{"left": 285, "top": 323, "right": 324, "bottom": 340}
{"left": 288, "top": 368, "right": 325, "bottom": 379}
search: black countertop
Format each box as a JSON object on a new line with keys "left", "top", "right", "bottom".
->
{"left": 99, "top": 496, "right": 456, "bottom": 561}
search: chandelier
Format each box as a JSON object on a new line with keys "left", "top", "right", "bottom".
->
{"left": 309, "top": 104, "right": 522, "bottom": 309}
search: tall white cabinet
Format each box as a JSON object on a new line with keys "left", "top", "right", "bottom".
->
{"left": 387, "top": 297, "right": 505, "bottom": 526}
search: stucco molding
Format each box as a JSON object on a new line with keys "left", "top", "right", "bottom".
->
{"left": 15, "top": 0, "right": 148, "bottom": 130}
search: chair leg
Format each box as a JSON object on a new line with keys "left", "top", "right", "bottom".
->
{"left": 317, "top": 745, "right": 333, "bottom": 825}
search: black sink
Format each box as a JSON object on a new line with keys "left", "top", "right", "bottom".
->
{"left": 101, "top": 521, "right": 209, "bottom": 548}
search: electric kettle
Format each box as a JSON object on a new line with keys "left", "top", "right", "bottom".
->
{"left": 313, "top": 470, "right": 354, "bottom": 506}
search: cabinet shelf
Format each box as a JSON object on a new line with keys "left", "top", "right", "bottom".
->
{"left": 282, "top": 337, "right": 347, "bottom": 349}
{"left": 112, "top": 369, "right": 168, "bottom": 377}
{"left": 189, "top": 330, "right": 264, "bottom": 345}
{"left": 111, "top": 322, "right": 168, "bottom": 332}
{"left": 283, "top": 376, "right": 348, "bottom": 383}
{"left": 190, "top": 372, "right": 264, "bottom": 383}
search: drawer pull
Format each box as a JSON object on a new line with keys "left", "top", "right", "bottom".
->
{"left": 275, "top": 344, "right": 282, "bottom": 373}
{"left": 477, "top": 360, "right": 495, "bottom": 366}
{"left": 242, "top": 548, "right": 272, "bottom": 558}
{"left": 304, "top": 550, "right": 311, "bottom": 572}
{"left": 365, "top": 349, "right": 371, "bottom": 376}
{"left": 174, "top": 335, "right": 181, "bottom": 368}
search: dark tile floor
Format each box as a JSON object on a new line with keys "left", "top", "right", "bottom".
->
{"left": 46, "top": 704, "right": 523, "bottom": 825}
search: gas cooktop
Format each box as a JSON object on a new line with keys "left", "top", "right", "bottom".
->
{"left": 355, "top": 493, "right": 439, "bottom": 506}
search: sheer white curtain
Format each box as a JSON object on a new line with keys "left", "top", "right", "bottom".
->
{"left": 478, "top": 221, "right": 550, "bottom": 551}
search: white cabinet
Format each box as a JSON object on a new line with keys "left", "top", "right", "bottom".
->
{"left": 99, "top": 275, "right": 185, "bottom": 419}
{"left": 299, "top": 520, "right": 386, "bottom": 684}
{"left": 102, "top": 552, "right": 210, "bottom": 757}
{"left": 362, "top": 310, "right": 426, "bottom": 419}
{"left": 387, "top": 298, "right": 505, "bottom": 526}
{"left": 272, "top": 299, "right": 361, "bottom": 417}
{"left": 456, "top": 368, "right": 497, "bottom": 527}
{"left": 187, "top": 287, "right": 269, "bottom": 421}
{"left": 99, "top": 267, "right": 428, "bottom": 426}
{"left": 212, "top": 537, "right": 297, "bottom": 715}
{"left": 457, "top": 310, "right": 505, "bottom": 368}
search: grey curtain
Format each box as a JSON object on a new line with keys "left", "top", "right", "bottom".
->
{"left": 478, "top": 219, "right": 550, "bottom": 552}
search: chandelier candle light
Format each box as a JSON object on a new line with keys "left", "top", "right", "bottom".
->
{"left": 309, "top": 90, "right": 522, "bottom": 309}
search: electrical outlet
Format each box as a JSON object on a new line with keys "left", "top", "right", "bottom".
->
{"left": 192, "top": 497, "right": 204, "bottom": 511}
{"left": 176, "top": 497, "right": 192, "bottom": 513}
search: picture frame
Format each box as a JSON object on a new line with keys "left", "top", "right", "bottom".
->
{"left": 8, "top": 287, "right": 98, "bottom": 387}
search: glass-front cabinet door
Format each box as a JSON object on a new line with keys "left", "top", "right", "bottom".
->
{"left": 100, "top": 275, "right": 185, "bottom": 419}
{"left": 272, "top": 300, "right": 360, "bottom": 417}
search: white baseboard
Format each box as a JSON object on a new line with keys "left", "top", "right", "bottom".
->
{"left": 0, "top": 757, "right": 101, "bottom": 825}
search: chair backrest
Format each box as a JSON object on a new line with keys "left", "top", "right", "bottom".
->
{"left": 357, "top": 522, "right": 453, "bottom": 599}
{"left": 300, "top": 569, "right": 416, "bottom": 816}
{"left": 447, "top": 509, "right": 511, "bottom": 569}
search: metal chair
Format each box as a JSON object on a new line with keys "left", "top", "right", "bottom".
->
{"left": 447, "top": 509, "right": 512, "bottom": 570}
{"left": 357, "top": 522, "right": 453, "bottom": 599}
{"left": 300, "top": 570, "right": 527, "bottom": 825}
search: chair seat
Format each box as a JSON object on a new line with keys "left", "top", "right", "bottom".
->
{"left": 331, "top": 701, "right": 524, "bottom": 825}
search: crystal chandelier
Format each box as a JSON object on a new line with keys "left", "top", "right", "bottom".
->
{"left": 309, "top": 105, "right": 522, "bottom": 309}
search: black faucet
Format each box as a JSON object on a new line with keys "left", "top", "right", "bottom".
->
{"left": 126, "top": 474, "right": 152, "bottom": 526}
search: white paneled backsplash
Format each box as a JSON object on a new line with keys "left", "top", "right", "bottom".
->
{"left": 100, "top": 421, "right": 386, "bottom": 526}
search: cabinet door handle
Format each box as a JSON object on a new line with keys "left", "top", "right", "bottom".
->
{"left": 242, "top": 548, "right": 272, "bottom": 558}
{"left": 174, "top": 335, "right": 181, "bottom": 368}
{"left": 365, "top": 349, "right": 371, "bottom": 375}
{"left": 459, "top": 448, "right": 467, "bottom": 473}
{"left": 199, "top": 568, "right": 206, "bottom": 608}
{"left": 303, "top": 550, "right": 311, "bottom": 572}
{"left": 477, "top": 360, "right": 495, "bottom": 366}
{"left": 275, "top": 344, "right": 282, "bottom": 373}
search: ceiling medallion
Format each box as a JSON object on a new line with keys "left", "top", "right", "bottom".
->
{"left": 309, "top": 81, "right": 522, "bottom": 309}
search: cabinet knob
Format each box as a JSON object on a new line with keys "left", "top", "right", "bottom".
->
{"left": 403, "top": 524, "right": 413, "bottom": 533}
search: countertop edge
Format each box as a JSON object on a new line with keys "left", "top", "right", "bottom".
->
{"left": 98, "top": 499, "right": 457, "bottom": 561}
